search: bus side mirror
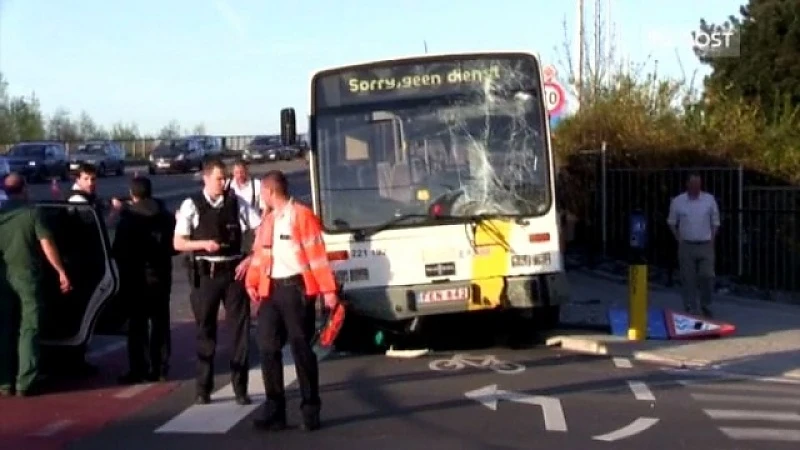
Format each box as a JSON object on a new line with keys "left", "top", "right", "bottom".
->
{"left": 280, "top": 108, "right": 297, "bottom": 146}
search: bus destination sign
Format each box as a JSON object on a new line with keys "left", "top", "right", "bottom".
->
{"left": 313, "top": 55, "right": 540, "bottom": 109}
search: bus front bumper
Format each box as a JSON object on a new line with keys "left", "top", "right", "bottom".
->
{"left": 341, "top": 272, "right": 569, "bottom": 322}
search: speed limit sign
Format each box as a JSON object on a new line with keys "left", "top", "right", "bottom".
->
{"left": 544, "top": 81, "right": 566, "bottom": 116}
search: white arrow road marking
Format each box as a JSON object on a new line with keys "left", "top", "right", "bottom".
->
{"left": 464, "top": 384, "right": 567, "bottom": 432}
{"left": 592, "top": 417, "right": 660, "bottom": 442}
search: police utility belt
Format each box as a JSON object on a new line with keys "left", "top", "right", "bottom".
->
{"left": 196, "top": 257, "right": 241, "bottom": 277}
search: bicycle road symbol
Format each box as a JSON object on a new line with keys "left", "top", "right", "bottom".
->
{"left": 428, "top": 353, "right": 526, "bottom": 375}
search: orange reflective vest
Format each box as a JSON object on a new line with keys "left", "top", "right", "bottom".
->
{"left": 244, "top": 200, "right": 337, "bottom": 301}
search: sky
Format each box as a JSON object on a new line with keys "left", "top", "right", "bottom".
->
{"left": 0, "top": 0, "right": 743, "bottom": 136}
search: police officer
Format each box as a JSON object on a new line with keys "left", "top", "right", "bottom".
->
{"left": 244, "top": 170, "right": 339, "bottom": 432}
{"left": 113, "top": 176, "right": 176, "bottom": 384}
{"left": 173, "top": 158, "right": 261, "bottom": 405}
{"left": 0, "top": 173, "right": 71, "bottom": 397}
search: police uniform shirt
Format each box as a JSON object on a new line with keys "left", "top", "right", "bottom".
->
{"left": 270, "top": 199, "right": 304, "bottom": 279}
{"left": 174, "top": 191, "right": 262, "bottom": 261}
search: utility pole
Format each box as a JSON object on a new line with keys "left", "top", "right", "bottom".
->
{"left": 577, "top": 0, "right": 585, "bottom": 109}
{"left": 424, "top": 40, "right": 428, "bottom": 54}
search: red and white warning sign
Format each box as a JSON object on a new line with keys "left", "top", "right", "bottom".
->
{"left": 664, "top": 310, "right": 736, "bottom": 339}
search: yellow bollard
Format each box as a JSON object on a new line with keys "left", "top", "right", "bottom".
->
{"left": 627, "top": 264, "right": 648, "bottom": 341}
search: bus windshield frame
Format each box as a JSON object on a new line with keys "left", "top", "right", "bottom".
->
{"left": 310, "top": 53, "right": 553, "bottom": 235}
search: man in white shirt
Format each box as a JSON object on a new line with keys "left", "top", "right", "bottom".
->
{"left": 226, "top": 160, "right": 262, "bottom": 215}
{"left": 173, "top": 158, "right": 261, "bottom": 406}
{"left": 667, "top": 173, "right": 720, "bottom": 317}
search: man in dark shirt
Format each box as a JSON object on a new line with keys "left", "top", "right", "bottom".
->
{"left": 113, "top": 176, "right": 176, "bottom": 384}
{"left": 0, "top": 173, "right": 71, "bottom": 397}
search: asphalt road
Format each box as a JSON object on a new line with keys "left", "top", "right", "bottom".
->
{"left": 8, "top": 159, "right": 800, "bottom": 450}
{"left": 52, "top": 342, "right": 800, "bottom": 450}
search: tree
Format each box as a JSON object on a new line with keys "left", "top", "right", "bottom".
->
{"left": 191, "top": 123, "right": 206, "bottom": 135}
{"left": 77, "top": 111, "right": 109, "bottom": 140}
{"left": 697, "top": 0, "right": 800, "bottom": 119}
{"left": 158, "top": 120, "right": 182, "bottom": 139}
{"left": 8, "top": 94, "right": 46, "bottom": 140}
{"left": 110, "top": 122, "right": 140, "bottom": 141}
{"left": 46, "top": 108, "right": 81, "bottom": 141}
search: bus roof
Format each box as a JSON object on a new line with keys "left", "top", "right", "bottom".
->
{"left": 309, "top": 50, "right": 542, "bottom": 81}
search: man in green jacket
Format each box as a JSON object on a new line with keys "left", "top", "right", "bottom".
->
{"left": 0, "top": 173, "right": 71, "bottom": 397}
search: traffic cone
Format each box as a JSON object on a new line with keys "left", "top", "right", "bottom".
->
{"left": 50, "top": 178, "right": 61, "bottom": 200}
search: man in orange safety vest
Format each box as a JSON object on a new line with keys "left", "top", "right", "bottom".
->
{"left": 242, "top": 170, "right": 339, "bottom": 432}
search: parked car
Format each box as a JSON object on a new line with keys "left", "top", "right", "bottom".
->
{"left": 69, "top": 140, "right": 126, "bottom": 177}
{"left": 0, "top": 155, "right": 9, "bottom": 178}
{"left": 147, "top": 138, "right": 204, "bottom": 174}
{"left": 5, "top": 141, "right": 69, "bottom": 182}
{"left": 34, "top": 200, "right": 123, "bottom": 371}
{"left": 243, "top": 135, "right": 285, "bottom": 162}
{"left": 0, "top": 155, "right": 8, "bottom": 205}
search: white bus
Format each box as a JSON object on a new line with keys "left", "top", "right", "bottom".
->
{"left": 280, "top": 51, "right": 568, "bottom": 341}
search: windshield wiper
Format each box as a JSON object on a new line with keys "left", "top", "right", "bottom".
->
{"left": 351, "top": 213, "right": 435, "bottom": 241}
{"left": 439, "top": 213, "right": 531, "bottom": 226}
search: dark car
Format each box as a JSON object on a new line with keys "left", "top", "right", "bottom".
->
{"left": 32, "top": 201, "right": 122, "bottom": 371}
{"left": 69, "top": 141, "right": 126, "bottom": 177}
{"left": 5, "top": 141, "right": 69, "bottom": 182}
{"left": 147, "top": 139, "right": 204, "bottom": 174}
{"left": 243, "top": 135, "right": 286, "bottom": 162}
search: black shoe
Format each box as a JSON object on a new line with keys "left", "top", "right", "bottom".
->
{"left": 252, "top": 415, "right": 287, "bottom": 431}
{"left": 235, "top": 394, "right": 252, "bottom": 405}
{"left": 195, "top": 393, "right": 211, "bottom": 405}
{"left": 118, "top": 373, "right": 146, "bottom": 385}
{"left": 147, "top": 372, "right": 168, "bottom": 382}
{"left": 300, "top": 415, "right": 320, "bottom": 432}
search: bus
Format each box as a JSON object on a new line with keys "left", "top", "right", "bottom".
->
{"left": 280, "top": 51, "right": 569, "bottom": 341}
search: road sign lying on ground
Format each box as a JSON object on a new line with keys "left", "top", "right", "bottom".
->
{"left": 608, "top": 307, "right": 736, "bottom": 340}
{"left": 663, "top": 310, "right": 736, "bottom": 339}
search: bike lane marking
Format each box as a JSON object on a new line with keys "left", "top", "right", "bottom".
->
{"left": 428, "top": 353, "right": 527, "bottom": 375}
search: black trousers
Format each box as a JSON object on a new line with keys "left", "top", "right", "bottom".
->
{"left": 127, "top": 276, "right": 171, "bottom": 377}
{"left": 257, "top": 276, "right": 320, "bottom": 416}
{"left": 189, "top": 264, "right": 250, "bottom": 396}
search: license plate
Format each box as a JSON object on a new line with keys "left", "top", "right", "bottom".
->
{"left": 416, "top": 286, "right": 471, "bottom": 304}
{"left": 157, "top": 161, "right": 170, "bottom": 168}
{"left": 69, "top": 163, "right": 79, "bottom": 169}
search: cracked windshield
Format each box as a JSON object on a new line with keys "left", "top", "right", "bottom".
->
{"left": 1, "top": 0, "right": 797, "bottom": 449}
{"left": 317, "top": 57, "right": 550, "bottom": 230}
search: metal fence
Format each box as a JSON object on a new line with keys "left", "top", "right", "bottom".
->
{"left": 0, "top": 135, "right": 261, "bottom": 159}
{"left": 563, "top": 147, "right": 800, "bottom": 295}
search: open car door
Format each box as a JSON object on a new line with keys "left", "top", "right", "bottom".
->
{"left": 35, "top": 201, "right": 120, "bottom": 347}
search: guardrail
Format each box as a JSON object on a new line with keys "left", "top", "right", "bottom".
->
{"left": 0, "top": 135, "right": 262, "bottom": 159}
